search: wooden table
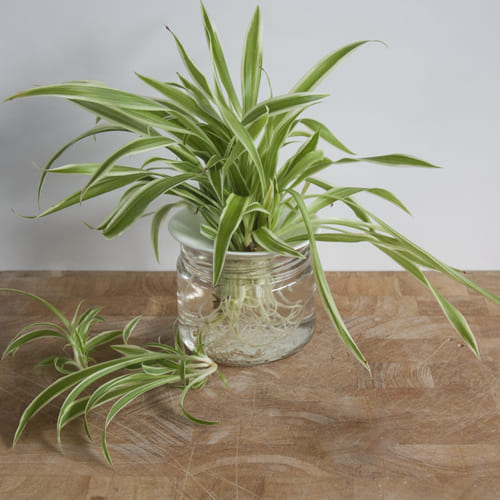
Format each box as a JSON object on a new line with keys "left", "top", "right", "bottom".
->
{"left": 1, "top": 270, "right": 499, "bottom": 499}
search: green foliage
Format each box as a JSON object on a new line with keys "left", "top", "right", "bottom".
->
{"left": 5, "top": 2, "right": 500, "bottom": 368}
{"left": 1, "top": 288, "right": 134, "bottom": 372}
{"left": 1, "top": 289, "right": 220, "bottom": 466}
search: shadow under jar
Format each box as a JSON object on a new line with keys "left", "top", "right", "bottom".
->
{"left": 176, "top": 243, "right": 316, "bottom": 366}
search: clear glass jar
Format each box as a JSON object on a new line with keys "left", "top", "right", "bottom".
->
{"left": 176, "top": 243, "right": 316, "bottom": 366}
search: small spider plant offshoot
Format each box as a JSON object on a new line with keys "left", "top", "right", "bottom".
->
{"left": 5, "top": 2, "right": 500, "bottom": 369}
{"left": 1, "top": 289, "right": 223, "bottom": 466}
{"left": 1, "top": 288, "right": 140, "bottom": 373}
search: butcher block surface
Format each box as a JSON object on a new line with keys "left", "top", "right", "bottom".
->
{"left": 1, "top": 270, "right": 500, "bottom": 499}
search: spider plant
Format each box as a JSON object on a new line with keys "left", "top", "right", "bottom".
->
{"left": 5, "top": 3, "right": 500, "bottom": 371}
{"left": 1, "top": 287, "right": 140, "bottom": 372}
{"left": 1, "top": 289, "right": 222, "bottom": 465}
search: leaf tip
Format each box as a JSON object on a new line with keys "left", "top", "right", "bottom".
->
{"left": 12, "top": 207, "right": 37, "bottom": 220}
{"left": 101, "top": 430, "right": 114, "bottom": 467}
{"left": 370, "top": 39, "right": 389, "bottom": 49}
{"left": 212, "top": 264, "right": 222, "bottom": 287}
{"left": 217, "top": 371, "right": 228, "bottom": 388}
{"left": 470, "top": 342, "right": 480, "bottom": 358}
{"left": 12, "top": 424, "right": 24, "bottom": 448}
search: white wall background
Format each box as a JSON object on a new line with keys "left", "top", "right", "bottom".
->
{"left": 1, "top": 0, "right": 499, "bottom": 271}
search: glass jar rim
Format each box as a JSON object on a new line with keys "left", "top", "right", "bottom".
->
{"left": 168, "top": 206, "right": 309, "bottom": 257}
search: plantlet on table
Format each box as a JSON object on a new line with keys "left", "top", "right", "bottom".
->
{"left": 1, "top": 287, "right": 140, "bottom": 372}
{"left": 1, "top": 289, "right": 223, "bottom": 465}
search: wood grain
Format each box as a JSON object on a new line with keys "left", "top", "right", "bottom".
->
{"left": 0, "top": 270, "right": 499, "bottom": 499}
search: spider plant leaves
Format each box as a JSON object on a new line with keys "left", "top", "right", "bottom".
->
{"left": 228, "top": 163, "right": 251, "bottom": 196}
{"left": 177, "top": 74, "right": 219, "bottom": 122}
{"left": 206, "top": 163, "right": 225, "bottom": 203}
{"left": 218, "top": 371, "right": 229, "bottom": 387}
{"left": 98, "top": 336, "right": 218, "bottom": 463}
{"left": 122, "top": 316, "right": 142, "bottom": 344}
{"left": 100, "top": 377, "right": 177, "bottom": 465}
{"left": 307, "top": 186, "right": 411, "bottom": 215}
{"left": 220, "top": 140, "right": 246, "bottom": 181}
{"left": 289, "top": 159, "right": 334, "bottom": 188}
{"left": 5, "top": 81, "right": 167, "bottom": 112}
{"left": 164, "top": 109, "right": 220, "bottom": 157}
{"left": 48, "top": 164, "right": 142, "bottom": 176}
{"left": 12, "top": 353, "right": 163, "bottom": 446}
{"left": 17, "top": 320, "right": 68, "bottom": 337}
{"left": 299, "top": 118, "right": 354, "bottom": 154}
{"left": 277, "top": 131, "right": 321, "bottom": 188}
{"left": 241, "top": 92, "right": 328, "bottom": 127}
{"left": 201, "top": 2, "right": 241, "bottom": 114}
{"left": 35, "top": 355, "right": 75, "bottom": 372}
{"left": 428, "top": 291, "right": 479, "bottom": 357}
{"left": 291, "top": 40, "right": 376, "bottom": 93}
{"left": 306, "top": 178, "right": 375, "bottom": 224}
{"left": 84, "top": 374, "right": 163, "bottom": 440}
{"left": 252, "top": 226, "right": 305, "bottom": 258}
{"left": 134, "top": 73, "right": 218, "bottom": 128}
{"left": 75, "top": 305, "right": 104, "bottom": 331}
{"left": 215, "top": 101, "right": 266, "bottom": 197}
{"left": 246, "top": 113, "right": 269, "bottom": 142}
{"left": 84, "top": 330, "right": 123, "bottom": 353}
{"left": 5, "top": 299, "right": 222, "bottom": 463}
{"left": 83, "top": 372, "right": 156, "bottom": 424}
{"left": 287, "top": 190, "right": 371, "bottom": 372}
{"left": 279, "top": 151, "right": 324, "bottom": 190}
{"left": 111, "top": 344, "right": 152, "bottom": 356}
{"left": 213, "top": 194, "right": 250, "bottom": 285}
{"left": 99, "top": 173, "right": 196, "bottom": 238}
{"left": 151, "top": 202, "right": 185, "bottom": 262}
{"left": 364, "top": 188, "right": 411, "bottom": 214}
{"left": 66, "top": 101, "right": 192, "bottom": 141}
{"left": 287, "top": 128, "right": 320, "bottom": 167}
{"left": 260, "top": 108, "right": 307, "bottom": 178}
{"left": 334, "top": 153, "right": 441, "bottom": 169}
{"left": 376, "top": 245, "right": 479, "bottom": 356}
{"left": 71, "top": 99, "right": 160, "bottom": 136}
{"left": 141, "top": 364, "right": 175, "bottom": 376}
{"left": 82, "top": 136, "right": 176, "bottom": 196}
{"left": 59, "top": 381, "right": 133, "bottom": 438}
{"left": 55, "top": 354, "right": 168, "bottom": 446}
{"left": 37, "top": 125, "right": 130, "bottom": 204}
{"left": 166, "top": 26, "right": 213, "bottom": 97}
{"left": 243, "top": 201, "right": 270, "bottom": 218}
{"left": 0, "top": 289, "right": 141, "bottom": 377}
{"left": 312, "top": 232, "right": 376, "bottom": 244}
{"left": 0, "top": 288, "right": 70, "bottom": 329}
{"left": 301, "top": 205, "right": 487, "bottom": 356}
{"left": 200, "top": 223, "right": 217, "bottom": 240}
{"left": 179, "top": 359, "right": 187, "bottom": 385}
{"left": 179, "top": 376, "right": 218, "bottom": 426}
{"left": 70, "top": 301, "right": 86, "bottom": 326}
{"left": 3, "top": 329, "right": 66, "bottom": 359}
{"left": 241, "top": 6, "right": 263, "bottom": 113}
{"left": 370, "top": 212, "right": 500, "bottom": 307}
{"left": 31, "top": 173, "right": 152, "bottom": 219}
{"left": 171, "top": 183, "right": 217, "bottom": 208}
